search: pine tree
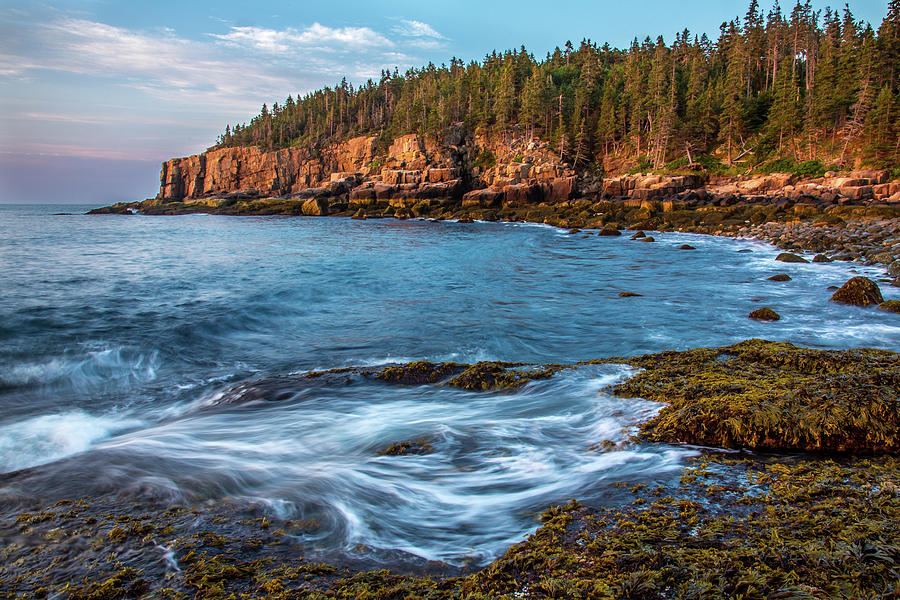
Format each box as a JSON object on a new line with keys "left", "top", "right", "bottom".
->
{"left": 768, "top": 56, "right": 801, "bottom": 155}
{"left": 862, "top": 85, "right": 899, "bottom": 166}
{"left": 721, "top": 21, "right": 747, "bottom": 165}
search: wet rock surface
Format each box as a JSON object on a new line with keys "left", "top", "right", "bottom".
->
{"left": 749, "top": 307, "right": 781, "bottom": 321}
{"left": 829, "top": 276, "right": 885, "bottom": 306}
{"left": 3, "top": 341, "right": 899, "bottom": 598}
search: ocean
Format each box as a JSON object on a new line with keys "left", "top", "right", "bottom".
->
{"left": 1, "top": 203, "right": 897, "bottom": 565}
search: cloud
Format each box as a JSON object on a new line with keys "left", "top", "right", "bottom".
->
{"left": 393, "top": 19, "right": 448, "bottom": 40}
{"left": 211, "top": 23, "right": 394, "bottom": 54}
{"left": 0, "top": 11, "right": 448, "bottom": 160}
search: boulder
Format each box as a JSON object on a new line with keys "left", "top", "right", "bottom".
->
{"left": 374, "top": 183, "right": 397, "bottom": 200}
{"left": 829, "top": 277, "right": 884, "bottom": 306}
{"left": 462, "top": 188, "right": 502, "bottom": 208}
{"left": 878, "top": 300, "right": 900, "bottom": 313}
{"left": 504, "top": 183, "right": 542, "bottom": 205}
{"left": 768, "top": 274, "right": 792, "bottom": 282}
{"left": 776, "top": 253, "right": 809, "bottom": 263}
{"left": 301, "top": 198, "right": 329, "bottom": 216}
{"left": 598, "top": 224, "right": 622, "bottom": 236}
{"left": 544, "top": 177, "right": 577, "bottom": 203}
{"left": 812, "top": 254, "right": 832, "bottom": 263}
{"left": 749, "top": 307, "right": 781, "bottom": 321}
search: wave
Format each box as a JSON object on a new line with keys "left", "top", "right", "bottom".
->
{"left": 0, "top": 410, "right": 143, "bottom": 473}
{"left": 0, "top": 346, "right": 159, "bottom": 392}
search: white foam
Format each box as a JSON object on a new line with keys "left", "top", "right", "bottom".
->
{"left": 0, "top": 411, "right": 143, "bottom": 473}
{"left": 0, "top": 347, "right": 158, "bottom": 390}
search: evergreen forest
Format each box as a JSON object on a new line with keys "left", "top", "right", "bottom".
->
{"left": 214, "top": 0, "right": 900, "bottom": 174}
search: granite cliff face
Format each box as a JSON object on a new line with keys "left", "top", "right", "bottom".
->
{"left": 159, "top": 136, "right": 378, "bottom": 200}
{"left": 156, "top": 132, "right": 580, "bottom": 207}
{"left": 153, "top": 131, "right": 900, "bottom": 219}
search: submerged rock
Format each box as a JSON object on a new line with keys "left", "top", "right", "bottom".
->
{"left": 678, "top": 244, "right": 696, "bottom": 250}
{"left": 377, "top": 437, "right": 435, "bottom": 456}
{"left": 878, "top": 300, "right": 900, "bottom": 313}
{"left": 775, "top": 252, "right": 809, "bottom": 263}
{"left": 749, "top": 307, "right": 781, "bottom": 321}
{"left": 767, "top": 274, "right": 792, "bottom": 281}
{"left": 618, "top": 292, "right": 643, "bottom": 297}
{"left": 829, "top": 276, "right": 884, "bottom": 306}
{"left": 376, "top": 361, "right": 465, "bottom": 385}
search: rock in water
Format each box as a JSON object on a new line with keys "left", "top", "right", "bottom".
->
{"left": 679, "top": 244, "right": 696, "bottom": 250}
{"left": 301, "top": 198, "right": 329, "bottom": 216}
{"left": 768, "top": 274, "right": 792, "bottom": 282}
{"left": 619, "top": 292, "right": 643, "bottom": 297}
{"left": 749, "top": 307, "right": 781, "bottom": 321}
{"left": 639, "top": 236, "right": 656, "bottom": 242}
{"left": 878, "top": 300, "right": 900, "bottom": 313}
{"left": 631, "top": 231, "right": 646, "bottom": 239}
{"left": 812, "top": 254, "right": 832, "bottom": 263}
{"left": 775, "top": 252, "right": 809, "bottom": 263}
{"left": 598, "top": 224, "right": 622, "bottom": 236}
{"left": 829, "top": 277, "right": 884, "bottom": 306}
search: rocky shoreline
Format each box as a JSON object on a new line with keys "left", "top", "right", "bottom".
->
{"left": 88, "top": 132, "right": 900, "bottom": 277}
{"left": 91, "top": 197, "right": 900, "bottom": 283}
{"left": 2, "top": 340, "right": 899, "bottom": 599}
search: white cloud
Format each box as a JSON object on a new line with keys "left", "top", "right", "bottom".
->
{"left": 0, "top": 11, "right": 447, "bottom": 160}
{"left": 393, "top": 19, "right": 448, "bottom": 40}
{"left": 211, "top": 23, "right": 394, "bottom": 54}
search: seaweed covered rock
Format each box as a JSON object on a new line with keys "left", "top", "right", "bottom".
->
{"left": 829, "top": 276, "right": 884, "bottom": 306}
{"left": 377, "top": 437, "right": 435, "bottom": 456}
{"left": 613, "top": 339, "right": 900, "bottom": 452}
{"left": 748, "top": 307, "right": 781, "bottom": 321}
{"left": 447, "top": 362, "right": 561, "bottom": 391}
{"left": 376, "top": 361, "right": 464, "bottom": 384}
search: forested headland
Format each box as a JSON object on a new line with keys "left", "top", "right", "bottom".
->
{"left": 212, "top": 0, "right": 899, "bottom": 177}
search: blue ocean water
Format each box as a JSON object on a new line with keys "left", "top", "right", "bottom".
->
{"left": 1, "top": 204, "right": 897, "bottom": 564}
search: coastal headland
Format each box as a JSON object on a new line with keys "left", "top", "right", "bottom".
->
{"left": 91, "top": 132, "right": 900, "bottom": 277}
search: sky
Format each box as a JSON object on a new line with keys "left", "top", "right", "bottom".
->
{"left": 0, "top": 0, "right": 889, "bottom": 204}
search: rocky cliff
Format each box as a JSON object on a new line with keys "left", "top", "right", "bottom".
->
{"left": 156, "top": 131, "right": 900, "bottom": 218}
{"left": 155, "top": 131, "right": 580, "bottom": 210}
